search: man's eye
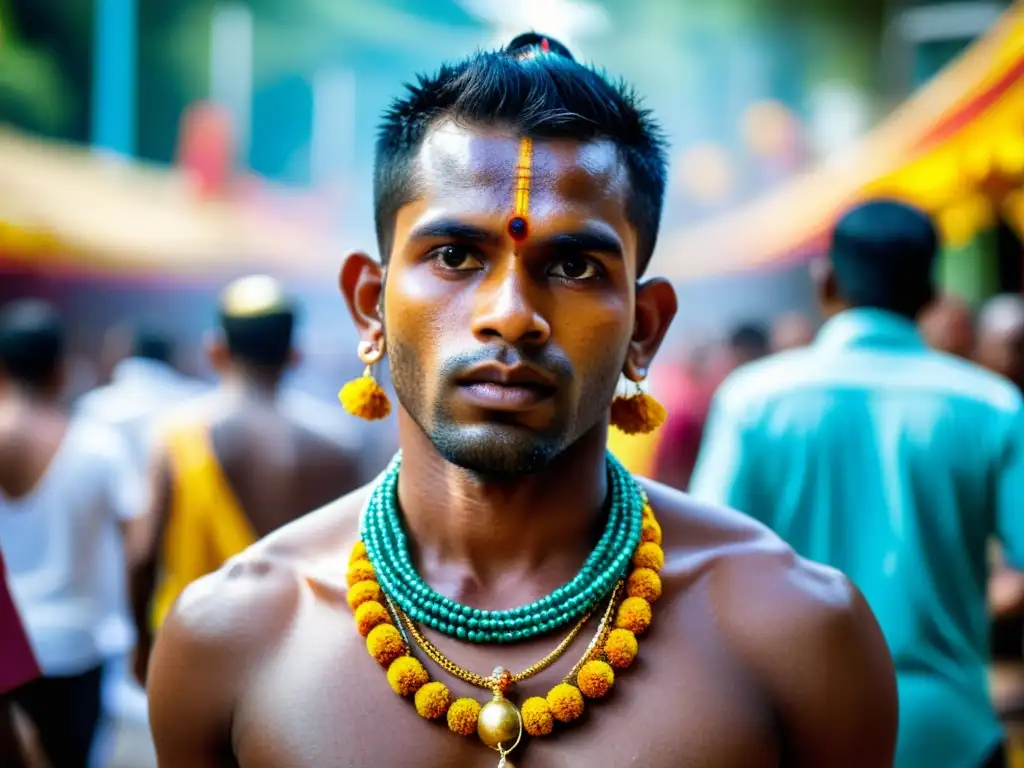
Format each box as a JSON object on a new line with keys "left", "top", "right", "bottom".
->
{"left": 548, "top": 256, "right": 600, "bottom": 281}
{"left": 432, "top": 245, "right": 484, "bottom": 271}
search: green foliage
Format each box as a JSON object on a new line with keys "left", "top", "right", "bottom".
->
{"left": 0, "top": 0, "right": 72, "bottom": 133}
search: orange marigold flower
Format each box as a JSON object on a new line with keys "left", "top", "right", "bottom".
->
{"left": 610, "top": 392, "right": 666, "bottom": 435}
{"left": 348, "top": 541, "right": 367, "bottom": 564}
{"left": 604, "top": 628, "right": 639, "bottom": 669}
{"left": 347, "top": 580, "right": 381, "bottom": 611}
{"left": 414, "top": 681, "right": 451, "bottom": 720}
{"left": 447, "top": 698, "right": 482, "bottom": 736}
{"left": 577, "top": 660, "right": 615, "bottom": 699}
{"left": 354, "top": 600, "right": 391, "bottom": 637}
{"left": 633, "top": 542, "right": 665, "bottom": 572}
{"left": 386, "top": 656, "right": 428, "bottom": 696}
{"left": 367, "top": 624, "right": 406, "bottom": 666}
{"left": 522, "top": 697, "right": 554, "bottom": 736}
{"left": 346, "top": 559, "right": 377, "bottom": 587}
{"left": 546, "top": 683, "right": 584, "bottom": 723}
{"left": 339, "top": 375, "right": 391, "bottom": 420}
{"left": 615, "top": 596, "right": 653, "bottom": 634}
{"left": 641, "top": 517, "right": 663, "bottom": 546}
{"left": 627, "top": 567, "right": 662, "bottom": 602}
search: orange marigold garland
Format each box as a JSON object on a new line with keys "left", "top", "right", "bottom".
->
{"left": 345, "top": 495, "right": 665, "bottom": 762}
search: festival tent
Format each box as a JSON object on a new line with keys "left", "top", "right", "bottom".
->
{"left": 657, "top": 1, "right": 1024, "bottom": 282}
{"left": 0, "top": 126, "right": 336, "bottom": 280}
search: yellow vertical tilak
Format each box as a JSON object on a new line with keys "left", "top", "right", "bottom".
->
{"left": 514, "top": 137, "right": 533, "bottom": 217}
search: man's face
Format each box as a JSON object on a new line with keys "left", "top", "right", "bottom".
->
{"left": 382, "top": 122, "right": 642, "bottom": 475}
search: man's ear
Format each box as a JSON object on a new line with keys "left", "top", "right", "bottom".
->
{"left": 623, "top": 277, "right": 678, "bottom": 381}
{"left": 339, "top": 251, "right": 384, "bottom": 349}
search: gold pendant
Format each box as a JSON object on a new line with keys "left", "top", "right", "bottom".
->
{"left": 477, "top": 694, "right": 521, "bottom": 748}
{"left": 478, "top": 668, "right": 522, "bottom": 767}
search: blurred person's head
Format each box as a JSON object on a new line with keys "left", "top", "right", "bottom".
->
{"left": 208, "top": 275, "right": 299, "bottom": 388}
{"left": 770, "top": 312, "right": 817, "bottom": 353}
{"left": 339, "top": 32, "right": 677, "bottom": 475}
{"left": 0, "top": 300, "right": 66, "bottom": 399}
{"left": 919, "top": 294, "right": 974, "bottom": 358}
{"left": 727, "top": 323, "right": 769, "bottom": 366}
{"left": 131, "top": 327, "right": 175, "bottom": 366}
{"left": 975, "top": 293, "right": 1024, "bottom": 387}
{"left": 816, "top": 199, "right": 938, "bottom": 321}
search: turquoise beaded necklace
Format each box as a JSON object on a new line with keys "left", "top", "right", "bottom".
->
{"left": 360, "top": 451, "right": 645, "bottom": 644}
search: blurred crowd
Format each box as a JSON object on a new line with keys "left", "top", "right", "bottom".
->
{"left": 3, "top": 210, "right": 1024, "bottom": 767}
{"left": 0, "top": 276, "right": 384, "bottom": 768}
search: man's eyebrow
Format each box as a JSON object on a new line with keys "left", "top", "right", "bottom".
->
{"left": 407, "top": 219, "right": 499, "bottom": 243}
{"left": 538, "top": 230, "right": 624, "bottom": 258}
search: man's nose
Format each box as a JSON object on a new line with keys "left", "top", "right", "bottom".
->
{"left": 471, "top": 263, "right": 551, "bottom": 347}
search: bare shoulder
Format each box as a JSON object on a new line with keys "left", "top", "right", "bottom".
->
{"left": 154, "top": 483, "right": 372, "bottom": 671}
{"left": 639, "top": 477, "right": 789, "bottom": 570}
{"left": 640, "top": 479, "right": 897, "bottom": 765}
{"left": 149, "top": 482, "right": 374, "bottom": 750}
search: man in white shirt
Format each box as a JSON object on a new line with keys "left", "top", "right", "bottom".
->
{"left": 0, "top": 300, "right": 145, "bottom": 768}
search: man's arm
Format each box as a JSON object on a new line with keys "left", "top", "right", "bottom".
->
{"left": 721, "top": 556, "right": 898, "bottom": 767}
{"left": 148, "top": 557, "right": 299, "bottom": 766}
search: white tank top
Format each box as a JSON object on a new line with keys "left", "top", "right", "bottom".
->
{"left": 0, "top": 418, "right": 142, "bottom": 676}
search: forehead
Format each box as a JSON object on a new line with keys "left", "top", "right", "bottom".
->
{"left": 413, "top": 121, "right": 630, "bottom": 215}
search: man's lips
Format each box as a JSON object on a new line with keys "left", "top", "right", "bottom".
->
{"left": 455, "top": 363, "right": 556, "bottom": 411}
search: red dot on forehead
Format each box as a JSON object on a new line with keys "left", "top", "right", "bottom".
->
{"left": 507, "top": 216, "right": 529, "bottom": 241}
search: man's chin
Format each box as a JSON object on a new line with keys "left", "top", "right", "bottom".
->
{"left": 428, "top": 423, "right": 562, "bottom": 477}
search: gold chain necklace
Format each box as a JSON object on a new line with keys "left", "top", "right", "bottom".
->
{"left": 389, "top": 584, "right": 616, "bottom": 690}
{"left": 345, "top": 494, "right": 665, "bottom": 768}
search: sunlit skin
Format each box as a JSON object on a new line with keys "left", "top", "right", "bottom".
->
{"left": 146, "top": 121, "right": 897, "bottom": 768}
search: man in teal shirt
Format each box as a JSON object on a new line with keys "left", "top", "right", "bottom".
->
{"left": 691, "top": 199, "right": 1024, "bottom": 768}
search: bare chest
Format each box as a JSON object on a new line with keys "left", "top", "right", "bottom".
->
{"left": 231, "top": 596, "right": 780, "bottom": 768}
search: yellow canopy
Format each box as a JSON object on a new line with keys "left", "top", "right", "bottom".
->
{"left": 0, "top": 127, "right": 335, "bottom": 277}
{"left": 657, "top": 1, "right": 1024, "bottom": 280}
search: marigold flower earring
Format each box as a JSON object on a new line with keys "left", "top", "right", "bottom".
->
{"left": 338, "top": 341, "right": 391, "bottom": 420}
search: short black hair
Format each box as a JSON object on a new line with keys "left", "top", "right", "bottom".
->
{"left": 131, "top": 327, "right": 174, "bottom": 365}
{"left": 0, "top": 300, "right": 65, "bottom": 390}
{"left": 728, "top": 323, "right": 769, "bottom": 356}
{"left": 217, "top": 276, "right": 297, "bottom": 369}
{"left": 829, "top": 199, "right": 938, "bottom": 318}
{"left": 374, "top": 32, "right": 668, "bottom": 272}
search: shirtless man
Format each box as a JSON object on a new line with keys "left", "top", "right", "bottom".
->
{"left": 147, "top": 35, "right": 897, "bottom": 767}
{"left": 131, "top": 276, "right": 361, "bottom": 681}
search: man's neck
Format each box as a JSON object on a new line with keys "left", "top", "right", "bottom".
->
{"left": 394, "top": 412, "right": 610, "bottom": 605}
{"left": 221, "top": 371, "right": 280, "bottom": 402}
